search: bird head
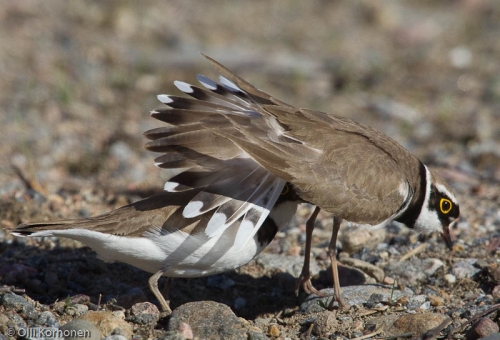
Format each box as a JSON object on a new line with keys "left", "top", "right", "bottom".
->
{"left": 413, "top": 167, "right": 460, "bottom": 249}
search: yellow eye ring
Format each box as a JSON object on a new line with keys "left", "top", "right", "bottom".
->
{"left": 280, "top": 184, "right": 290, "bottom": 196}
{"left": 440, "top": 198, "right": 452, "bottom": 214}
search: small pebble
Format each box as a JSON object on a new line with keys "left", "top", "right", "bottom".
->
{"left": 128, "top": 302, "right": 160, "bottom": 326}
{"left": 452, "top": 243, "right": 466, "bottom": 252}
{"left": 466, "top": 317, "right": 499, "bottom": 340}
{"left": 287, "top": 245, "right": 301, "bottom": 256}
{"left": 70, "top": 294, "right": 91, "bottom": 305}
{"left": 379, "top": 251, "right": 390, "bottom": 261}
{"left": 312, "top": 311, "right": 338, "bottom": 336}
{"left": 444, "top": 274, "right": 457, "bottom": 284}
{"left": 352, "top": 320, "right": 364, "bottom": 332}
{"left": 66, "top": 304, "right": 89, "bottom": 316}
{"left": 112, "top": 311, "right": 126, "bottom": 319}
{"left": 449, "top": 46, "right": 472, "bottom": 69}
{"left": 103, "top": 336, "right": 128, "bottom": 340}
{"left": 492, "top": 285, "right": 500, "bottom": 299}
{"left": 407, "top": 295, "right": 427, "bottom": 311}
{"left": 366, "top": 294, "right": 385, "bottom": 308}
{"left": 248, "top": 331, "right": 271, "bottom": 340}
{"left": 383, "top": 276, "right": 395, "bottom": 285}
{"left": 397, "top": 297, "right": 409, "bottom": 305}
{"left": 47, "top": 193, "right": 65, "bottom": 211}
{"left": 419, "top": 301, "right": 431, "bottom": 310}
{"left": 268, "top": 324, "right": 280, "bottom": 337}
{"left": 422, "top": 258, "right": 444, "bottom": 276}
{"left": 428, "top": 295, "right": 444, "bottom": 306}
{"left": 452, "top": 259, "right": 481, "bottom": 279}
{"left": 37, "top": 311, "right": 59, "bottom": 327}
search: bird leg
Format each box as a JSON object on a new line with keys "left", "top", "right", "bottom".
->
{"left": 327, "top": 216, "right": 347, "bottom": 309}
{"left": 295, "top": 206, "right": 326, "bottom": 296}
{"left": 148, "top": 270, "right": 172, "bottom": 313}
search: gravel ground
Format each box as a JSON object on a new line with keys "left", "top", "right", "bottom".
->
{"left": 1, "top": 1, "right": 500, "bottom": 339}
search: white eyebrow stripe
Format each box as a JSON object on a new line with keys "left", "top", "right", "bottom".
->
{"left": 435, "top": 183, "right": 457, "bottom": 203}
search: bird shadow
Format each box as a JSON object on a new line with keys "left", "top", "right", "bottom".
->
{"left": 0, "top": 238, "right": 318, "bottom": 320}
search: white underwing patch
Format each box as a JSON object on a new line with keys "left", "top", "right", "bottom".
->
{"left": 205, "top": 212, "right": 229, "bottom": 237}
{"left": 164, "top": 181, "right": 180, "bottom": 192}
{"left": 157, "top": 94, "right": 173, "bottom": 104}
{"left": 197, "top": 74, "right": 218, "bottom": 90}
{"left": 183, "top": 201, "right": 204, "bottom": 218}
{"left": 174, "top": 80, "right": 194, "bottom": 93}
{"left": 219, "top": 76, "right": 242, "bottom": 92}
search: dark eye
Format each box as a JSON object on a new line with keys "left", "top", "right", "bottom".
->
{"left": 280, "top": 183, "right": 290, "bottom": 196}
{"left": 440, "top": 198, "right": 452, "bottom": 214}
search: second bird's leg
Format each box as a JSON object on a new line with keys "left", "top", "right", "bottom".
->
{"left": 149, "top": 270, "right": 172, "bottom": 314}
{"left": 327, "top": 216, "right": 347, "bottom": 309}
{"left": 295, "top": 206, "right": 325, "bottom": 296}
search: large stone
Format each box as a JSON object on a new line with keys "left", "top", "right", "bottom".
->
{"left": 375, "top": 313, "right": 450, "bottom": 337}
{"left": 1, "top": 293, "right": 37, "bottom": 320}
{"left": 385, "top": 258, "right": 444, "bottom": 286}
{"left": 60, "top": 319, "right": 102, "bottom": 340}
{"left": 300, "top": 285, "right": 413, "bottom": 313}
{"left": 340, "top": 227, "right": 387, "bottom": 254}
{"left": 81, "top": 311, "right": 133, "bottom": 339}
{"left": 338, "top": 256, "right": 385, "bottom": 282}
{"left": 169, "top": 301, "right": 266, "bottom": 340}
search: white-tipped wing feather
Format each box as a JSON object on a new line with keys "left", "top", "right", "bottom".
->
{"left": 145, "top": 73, "right": 289, "bottom": 248}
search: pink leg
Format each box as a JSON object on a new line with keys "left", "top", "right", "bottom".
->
{"left": 327, "top": 216, "right": 347, "bottom": 308}
{"left": 295, "top": 206, "right": 326, "bottom": 296}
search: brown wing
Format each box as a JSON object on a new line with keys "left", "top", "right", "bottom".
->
{"left": 14, "top": 191, "right": 215, "bottom": 238}
{"left": 154, "top": 55, "right": 422, "bottom": 225}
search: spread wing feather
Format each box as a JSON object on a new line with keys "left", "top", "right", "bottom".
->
{"left": 145, "top": 71, "right": 289, "bottom": 247}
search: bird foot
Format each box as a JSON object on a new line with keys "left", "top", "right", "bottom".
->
{"left": 294, "top": 273, "right": 327, "bottom": 297}
{"left": 326, "top": 291, "right": 347, "bottom": 310}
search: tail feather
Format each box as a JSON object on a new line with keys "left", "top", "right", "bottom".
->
{"left": 13, "top": 220, "right": 75, "bottom": 236}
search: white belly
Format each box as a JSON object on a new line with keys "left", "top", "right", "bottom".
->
{"left": 30, "top": 220, "right": 265, "bottom": 278}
